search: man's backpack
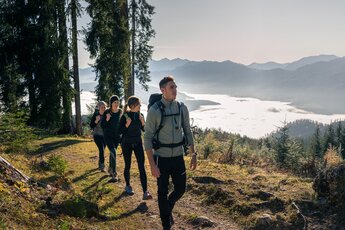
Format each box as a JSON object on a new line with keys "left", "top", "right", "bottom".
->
{"left": 148, "top": 93, "right": 163, "bottom": 111}
{"left": 148, "top": 93, "right": 188, "bottom": 153}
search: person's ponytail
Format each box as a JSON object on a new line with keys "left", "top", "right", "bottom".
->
{"left": 124, "top": 103, "right": 130, "bottom": 113}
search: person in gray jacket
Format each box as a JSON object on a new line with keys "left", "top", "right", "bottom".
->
{"left": 90, "top": 101, "right": 107, "bottom": 171}
{"left": 144, "top": 76, "right": 197, "bottom": 230}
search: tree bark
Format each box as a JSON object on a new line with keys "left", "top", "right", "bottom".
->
{"left": 71, "top": 0, "right": 82, "bottom": 135}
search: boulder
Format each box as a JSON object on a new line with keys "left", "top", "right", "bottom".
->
{"left": 191, "top": 216, "right": 216, "bottom": 227}
{"left": 313, "top": 164, "right": 345, "bottom": 208}
{"left": 256, "top": 214, "right": 273, "bottom": 227}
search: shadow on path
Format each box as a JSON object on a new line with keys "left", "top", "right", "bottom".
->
{"left": 105, "top": 202, "right": 148, "bottom": 221}
{"left": 31, "top": 139, "right": 90, "bottom": 156}
{"left": 72, "top": 168, "right": 100, "bottom": 183}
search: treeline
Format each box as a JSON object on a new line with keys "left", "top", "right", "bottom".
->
{"left": 0, "top": 0, "right": 154, "bottom": 133}
{"left": 194, "top": 120, "right": 345, "bottom": 177}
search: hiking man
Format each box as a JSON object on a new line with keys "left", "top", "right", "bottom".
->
{"left": 144, "top": 76, "right": 197, "bottom": 230}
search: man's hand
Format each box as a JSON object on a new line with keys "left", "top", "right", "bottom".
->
{"left": 150, "top": 164, "right": 161, "bottom": 178}
{"left": 190, "top": 154, "right": 197, "bottom": 170}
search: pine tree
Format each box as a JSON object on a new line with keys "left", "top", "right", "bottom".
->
{"left": 335, "top": 121, "right": 343, "bottom": 149}
{"left": 274, "top": 122, "right": 290, "bottom": 167}
{"left": 58, "top": 0, "right": 73, "bottom": 133}
{"left": 34, "top": 0, "right": 65, "bottom": 129}
{"left": 323, "top": 123, "right": 336, "bottom": 153}
{"left": 115, "top": 0, "right": 131, "bottom": 100}
{"left": 1, "top": 1, "right": 75, "bottom": 131}
{"left": 85, "top": 0, "right": 126, "bottom": 101}
{"left": 0, "top": 0, "right": 26, "bottom": 112}
{"left": 69, "top": 0, "right": 83, "bottom": 135}
{"left": 85, "top": 0, "right": 155, "bottom": 102}
{"left": 335, "top": 122, "right": 345, "bottom": 158}
{"left": 127, "top": 0, "right": 155, "bottom": 98}
{"left": 310, "top": 124, "right": 322, "bottom": 158}
{"left": 341, "top": 125, "right": 345, "bottom": 159}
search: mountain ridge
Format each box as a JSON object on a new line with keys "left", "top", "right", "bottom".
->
{"left": 79, "top": 54, "right": 345, "bottom": 114}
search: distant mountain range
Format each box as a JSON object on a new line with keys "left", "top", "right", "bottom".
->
{"left": 247, "top": 55, "right": 338, "bottom": 71}
{"left": 79, "top": 54, "right": 345, "bottom": 115}
{"left": 148, "top": 55, "right": 345, "bottom": 114}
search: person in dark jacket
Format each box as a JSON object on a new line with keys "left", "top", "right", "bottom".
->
{"left": 119, "top": 96, "right": 152, "bottom": 200}
{"left": 90, "top": 101, "right": 107, "bottom": 171}
{"left": 101, "top": 95, "right": 122, "bottom": 182}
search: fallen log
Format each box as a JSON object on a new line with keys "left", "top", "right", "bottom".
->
{"left": 0, "top": 155, "right": 32, "bottom": 183}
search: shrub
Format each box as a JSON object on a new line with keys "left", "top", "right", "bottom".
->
{"left": 0, "top": 112, "right": 36, "bottom": 153}
{"left": 47, "top": 155, "right": 68, "bottom": 177}
{"left": 324, "top": 146, "right": 343, "bottom": 168}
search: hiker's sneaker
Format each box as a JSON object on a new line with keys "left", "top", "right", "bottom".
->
{"left": 109, "top": 174, "right": 118, "bottom": 183}
{"left": 108, "top": 168, "right": 117, "bottom": 177}
{"left": 143, "top": 191, "right": 153, "bottom": 200}
{"left": 108, "top": 178, "right": 117, "bottom": 183}
{"left": 125, "top": 185, "right": 134, "bottom": 195}
{"left": 98, "top": 166, "right": 105, "bottom": 172}
{"left": 107, "top": 169, "right": 118, "bottom": 182}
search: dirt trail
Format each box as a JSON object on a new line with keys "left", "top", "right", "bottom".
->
{"left": 85, "top": 143, "right": 241, "bottom": 230}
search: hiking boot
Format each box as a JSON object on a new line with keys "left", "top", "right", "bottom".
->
{"left": 108, "top": 168, "right": 118, "bottom": 182}
{"left": 143, "top": 191, "right": 153, "bottom": 200}
{"left": 108, "top": 174, "right": 118, "bottom": 183}
{"left": 125, "top": 185, "right": 134, "bottom": 195}
{"left": 108, "top": 168, "right": 116, "bottom": 176}
{"left": 98, "top": 165, "right": 105, "bottom": 172}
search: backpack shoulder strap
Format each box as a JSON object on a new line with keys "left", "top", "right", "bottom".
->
{"left": 178, "top": 102, "right": 185, "bottom": 129}
{"left": 154, "top": 101, "right": 165, "bottom": 137}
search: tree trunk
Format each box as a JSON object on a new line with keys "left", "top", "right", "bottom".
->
{"left": 123, "top": 0, "right": 133, "bottom": 101}
{"left": 27, "top": 72, "right": 38, "bottom": 125}
{"left": 130, "top": 0, "right": 135, "bottom": 98}
{"left": 71, "top": 0, "right": 82, "bottom": 135}
{"left": 59, "top": 0, "right": 72, "bottom": 134}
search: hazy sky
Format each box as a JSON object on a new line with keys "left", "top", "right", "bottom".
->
{"left": 78, "top": 0, "right": 345, "bottom": 67}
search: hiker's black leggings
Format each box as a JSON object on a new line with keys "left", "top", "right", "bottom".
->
{"left": 93, "top": 135, "right": 105, "bottom": 168}
{"left": 104, "top": 135, "right": 119, "bottom": 174}
{"left": 154, "top": 155, "right": 186, "bottom": 229}
{"left": 121, "top": 142, "right": 147, "bottom": 192}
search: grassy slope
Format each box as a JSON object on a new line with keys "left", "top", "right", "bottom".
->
{"left": 0, "top": 136, "right": 316, "bottom": 229}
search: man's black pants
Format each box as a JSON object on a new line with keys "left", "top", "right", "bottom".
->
{"left": 154, "top": 155, "right": 186, "bottom": 229}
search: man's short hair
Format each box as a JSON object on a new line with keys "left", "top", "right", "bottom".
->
{"left": 159, "top": 76, "right": 175, "bottom": 89}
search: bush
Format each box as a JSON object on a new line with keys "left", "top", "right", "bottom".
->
{"left": 0, "top": 112, "right": 36, "bottom": 153}
{"left": 48, "top": 155, "right": 68, "bottom": 177}
{"left": 324, "top": 146, "right": 343, "bottom": 167}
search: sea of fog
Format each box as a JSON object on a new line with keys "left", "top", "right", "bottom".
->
{"left": 75, "top": 91, "right": 345, "bottom": 139}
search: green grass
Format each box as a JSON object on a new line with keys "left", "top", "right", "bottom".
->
{"left": 0, "top": 135, "right": 317, "bottom": 229}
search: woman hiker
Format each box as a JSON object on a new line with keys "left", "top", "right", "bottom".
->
{"left": 90, "top": 101, "right": 107, "bottom": 172}
{"left": 101, "top": 95, "right": 122, "bottom": 182}
{"left": 119, "top": 96, "right": 152, "bottom": 200}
